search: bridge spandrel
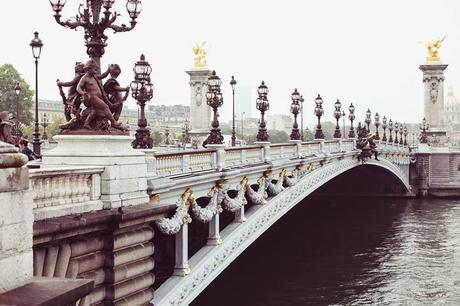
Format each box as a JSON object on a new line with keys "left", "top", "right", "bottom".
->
{"left": 151, "top": 141, "right": 412, "bottom": 305}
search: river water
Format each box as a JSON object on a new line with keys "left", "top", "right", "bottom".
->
{"left": 192, "top": 197, "right": 460, "bottom": 306}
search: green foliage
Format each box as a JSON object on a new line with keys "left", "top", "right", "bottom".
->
{"left": 304, "top": 128, "right": 315, "bottom": 141}
{"left": 0, "top": 64, "right": 34, "bottom": 125}
{"left": 268, "top": 130, "right": 290, "bottom": 143}
{"left": 152, "top": 131, "right": 163, "bottom": 145}
{"left": 242, "top": 129, "right": 290, "bottom": 145}
{"left": 47, "top": 115, "right": 65, "bottom": 140}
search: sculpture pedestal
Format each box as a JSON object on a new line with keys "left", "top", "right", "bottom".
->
{"left": 42, "top": 135, "right": 149, "bottom": 209}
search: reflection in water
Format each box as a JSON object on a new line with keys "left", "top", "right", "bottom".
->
{"left": 192, "top": 197, "right": 460, "bottom": 306}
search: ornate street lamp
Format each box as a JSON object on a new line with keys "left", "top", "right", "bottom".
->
{"left": 205, "top": 71, "right": 224, "bottom": 145}
{"left": 131, "top": 54, "right": 154, "bottom": 149}
{"left": 300, "top": 95, "right": 304, "bottom": 141}
{"left": 374, "top": 112, "right": 380, "bottom": 140}
{"left": 314, "top": 94, "right": 325, "bottom": 139}
{"left": 49, "top": 0, "right": 142, "bottom": 71}
{"left": 230, "top": 76, "right": 237, "bottom": 147}
{"left": 333, "top": 99, "right": 342, "bottom": 138}
{"left": 382, "top": 116, "right": 388, "bottom": 141}
{"left": 41, "top": 113, "right": 49, "bottom": 141}
{"left": 348, "top": 103, "right": 355, "bottom": 138}
{"left": 365, "top": 108, "right": 371, "bottom": 132}
{"left": 420, "top": 117, "right": 429, "bottom": 144}
{"left": 399, "top": 124, "right": 404, "bottom": 145}
{"left": 13, "top": 82, "right": 22, "bottom": 142}
{"left": 290, "top": 88, "right": 301, "bottom": 140}
{"left": 394, "top": 122, "right": 399, "bottom": 144}
{"left": 182, "top": 119, "right": 191, "bottom": 148}
{"left": 30, "top": 32, "right": 43, "bottom": 157}
{"left": 256, "top": 81, "right": 269, "bottom": 142}
{"left": 403, "top": 125, "right": 408, "bottom": 146}
{"left": 388, "top": 119, "right": 394, "bottom": 143}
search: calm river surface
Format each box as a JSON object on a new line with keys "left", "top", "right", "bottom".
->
{"left": 192, "top": 197, "right": 460, "bottom": 306}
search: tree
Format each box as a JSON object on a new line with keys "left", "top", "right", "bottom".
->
{"left": 152, "top": 131, "right": 163, "bottom": 145}
{"left": 0, "top": 64, "right": 34, "bottom": 126}
{"left": 46, "top": 115, "right": 65, "bottom": 140}
{"left": 267, "top": 130, "right": 289, "bottom": 143}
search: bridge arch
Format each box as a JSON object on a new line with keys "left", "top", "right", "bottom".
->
{"left": 154, "top": 156, "right": 411, "bottom": 306}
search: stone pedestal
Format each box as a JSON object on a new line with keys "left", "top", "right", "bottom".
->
{"left": 42, "top": 135, "right": 149, "bottom": 209}
{"left": 205, "top": 143, "right": 226, "bottom": 170}
{"left": 255, "top": 141, "right": 271, "bottom": 163}
{"left": 186, "top": 68, "right": 212, "bottom": 132}
{"left": 419, "top": 62, "right": 448, "bottom": 145}
{"left": 0, "top": 142, "right": 33, "bottom": 293}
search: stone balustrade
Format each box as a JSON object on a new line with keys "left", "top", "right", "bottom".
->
{"left": 151, "top": 139, "right": 409, "bottom": 177}
{"left": 29, "top": 167, "right": 104, "bottom": 220}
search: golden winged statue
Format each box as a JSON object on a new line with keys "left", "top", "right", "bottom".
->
{"left": 426, "top": 36, "right": 446, "bottom": 62}
{"left": 193, "top": 41, "right": 207, "bottom": 68}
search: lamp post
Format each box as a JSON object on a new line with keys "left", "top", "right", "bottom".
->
{"left": 365, "top": 109, "right": 371, "bottom": 133}
{"left": 382, "top": 116, "right": 387, "bottom": 141}
{"left": 41, "top": 113, "right": 49, "bottom": 141}
{"left": 388, "top": 119, "right": 394, "bottom": 143}
{"left": 205, "top": 70, "right": 224, "bottom": 145}
{"left": 289, "top": 88, "right": 301, "bottom": 140}
{"left": 131, "top": 54, "right": 154, "bottom": 149}
{"left": 333, "top": 99, "right": 342, "bottom": 138}
{"left": 348, "top": 103, "right": 355, "bottom": 138}
{"left": 300, "top": 95, "right": 304, "bottom": 141}
{"left": 256, "top": 81, "right": 269, "bottom": 142}
{"left": 13, "top": 82, "right": 22, "bottom": 142}
{"left": 314, "top": 94, "right": 325, "bottom": 139}
{"left": 230, "top": 76, "right": 237, "bottom": 147}
{"left": 420, "top": 117, "right": 429, "bottom": 144}
{"left": 394, "top": 122, "right": 399, "bottom": 144}
{"left": 399, "top": 124, "right": 404, "bottom": 145}
{"left": 403, "top": 125, "right": 408, "bottom": 146}
{"left": 30, "top": 32, "right": 43, "bottom": 157}
{"left": 341, "top": 110, "right": 346, "bottom": 139}
{"left": 374, "top": 112, "right": 380, "bottom": 140}
{"left": 48, "top": 0, "right": 142, "bottom": 72}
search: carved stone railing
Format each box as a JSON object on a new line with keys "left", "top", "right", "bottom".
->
{"left": 151, "top": 139, "right": 410, "bottom": 177}
{"left": 153, "top": 149, "right": 215, "bottom": 176}
{"left": 29, "top": 166, "right": 104, "bottom": 220}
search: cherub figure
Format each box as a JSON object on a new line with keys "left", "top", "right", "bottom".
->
{"left": 57, "top": 62, "right": 110, "bottom": 122}
{"left": 103, "top": 64, "right": 129, "bottom": 121}
{"left": 76, "top": 60, "right": 124, "bottom": 130}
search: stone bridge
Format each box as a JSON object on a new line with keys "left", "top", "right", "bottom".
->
{"left": 0, "top": 137, "right": 419, "bottom": 305}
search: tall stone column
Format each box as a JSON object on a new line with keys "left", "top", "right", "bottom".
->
{"left": 186, "top": 68, "right": 212, "bottom": 147}
{"left": 419, "top": 63, "right": 448, "bottom": 145}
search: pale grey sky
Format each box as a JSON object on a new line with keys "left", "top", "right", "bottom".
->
{"left": 1, "top": 0, "right": 459, "bottom": 126}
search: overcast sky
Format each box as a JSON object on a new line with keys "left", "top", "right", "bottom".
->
{"left": 1, "top": 0, "right": 459, "bottom": 126}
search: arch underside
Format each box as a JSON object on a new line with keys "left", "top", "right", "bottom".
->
{"left": 153, "top": 156, "right": 410, "bottom": 306}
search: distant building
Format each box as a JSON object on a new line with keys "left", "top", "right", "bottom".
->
{"left": 444, "top": 86, "right": 460, "bottom": 126}
{"left": 266, "top": 114, "right": 293, "bottom": 134}
{"left": 36, "top": 99, "right": 190, "bottom": 134}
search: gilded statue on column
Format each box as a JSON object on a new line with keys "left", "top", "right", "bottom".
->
{"left": 426, "top": 36, "right": 446, "bottom": 62}
{"left": 193, "top": 41, "right": 208, "bottom": 68}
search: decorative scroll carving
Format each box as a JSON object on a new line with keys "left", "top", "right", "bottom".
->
{"left": 246, "top": 176, "right": 269, "bottom": 205}
{"left": 267, "top": 169, "right": 287, "bottom": 197}
{"left": 190, "top": 185, "right": 223, "bottom": 223}
{"left": 430, "top": 79, "right": 439, "bottom": 104}
{"left": 285, "top": 165, "right": 303, "bottom": 187}
{"left": 155, "top": 188, "right": 193, "bottom": 235}
{"left": 221, "top": 177, "right": 248, "bottom": 212}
